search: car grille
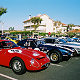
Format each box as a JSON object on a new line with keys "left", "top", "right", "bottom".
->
{"left": 37, "top": 57, "right": 45, "bottom": 60}
{"left": 41, "top": 63, "right": 50, "bottom": 68}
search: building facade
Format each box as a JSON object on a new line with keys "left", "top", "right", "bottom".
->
{"left": 23, "top": 14, "right": 55, "bottom": 33}
{"left": 23, "top": 14, "right": 80, "bottom": 34}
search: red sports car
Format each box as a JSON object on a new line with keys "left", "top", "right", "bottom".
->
{"left": 0, "top": 40, "right": 50, "bottom": 75}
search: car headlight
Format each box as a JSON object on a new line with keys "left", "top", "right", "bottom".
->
{"left": 30, "top": 58, "right": 34, "bottom": 65}
{"left": 46, "top": 55, "right": 49, "bottom": 59}
{"left": 30, "top": 58, "right": 40, "bottom": 67}
{"left": 59, "top": 49, "right": 68, "bottom": 53}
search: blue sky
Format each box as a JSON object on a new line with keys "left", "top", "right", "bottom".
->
{"left": 0, "top": 0, "right": 80, "bottom": 30}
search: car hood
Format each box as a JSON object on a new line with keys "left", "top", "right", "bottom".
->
{"left": 42, "top": 43, "right": 77, "bottom": 52}
{"left": 9, "top": 47, "right": 46, "bottom": 59}
{"left": 55, "top": 43, "right": 80, "bottom": 49}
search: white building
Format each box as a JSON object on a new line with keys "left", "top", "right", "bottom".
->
{"left": 72, "top": 25, "right": 80, "bottom": 30}
{"left": 23, "top": 14, "right": 80, "bottom": 34}
{"left": 23, "top": 14, "right": 55, "bottom": 33}
{"left": 56, "top": 23, "right": 67, "bottom": 33}
{"left": 52, "top": 22, "right": 68, "bottom": 33}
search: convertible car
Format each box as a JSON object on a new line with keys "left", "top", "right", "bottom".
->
{"left": 0, "top": 40, "right": 50, "bottom": 75}
{"left": 17, "top": 38, "right": 75, "bottom": 63}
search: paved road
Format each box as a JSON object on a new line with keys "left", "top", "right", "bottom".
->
{"left": 0, "top": 56, "right": 80, "bottom": 80}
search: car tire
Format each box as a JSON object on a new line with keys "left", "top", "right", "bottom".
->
{"left": 11, "top": 57, "right": 26, "bottom": 75}
{"left": 49, "top": 50, "right": 62, "bottom": 63}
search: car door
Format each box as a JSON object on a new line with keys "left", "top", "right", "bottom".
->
{"left": 0, "top": 42, "right": 3, "bottom": 65}
{"left": 0, "top": 41, "right": 10, "bottom": 66}
{"left": 0, "top": 48, "right": 6, "bottom": 65}
{"left": 0, "top": 48, "right": 2, "bottom": 65}
{"left": 38, "top": 44, "right": 49, "bottom": 53}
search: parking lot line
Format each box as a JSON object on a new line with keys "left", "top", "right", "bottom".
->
{"left": 50, "top": 63, "right": 63, "bottom": 67}
{"left": 0, "top": 73, "right": 18, "bottom": 80}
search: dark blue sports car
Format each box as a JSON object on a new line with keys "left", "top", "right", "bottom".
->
{"left": 17, "top": 38, "right": 75, "bottom": 63}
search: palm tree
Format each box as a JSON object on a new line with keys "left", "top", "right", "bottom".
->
{"left": 31, "top": 17, "right": 42, "bottom": 32}
{"left": 54, "top": 21, "right": 62, "bottom": 33}
{"left": 67, "top": 24, "right": 75, "bottom": 32}
{"left": 9, "top": 27, "right": 14, "bottom": 31}
{"left": 0, "top": 7, "right": 7, "bottom": 35}
{"left": 0, "top": 7, "right": 7, "bottom": 16}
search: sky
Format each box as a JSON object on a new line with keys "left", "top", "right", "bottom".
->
{"left": 0, "top": 0, "right": 80, "bottom": 30}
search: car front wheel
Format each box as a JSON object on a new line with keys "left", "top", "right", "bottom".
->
{"left": 49, "top": 50, "right": 62, "bottom": 63}
{"left": 11, "top": 57, "right": 26, "bottom": 75}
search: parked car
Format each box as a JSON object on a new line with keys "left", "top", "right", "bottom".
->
{"left": 17, "top": 38, "right": 74, "bottom": 63}
{"left": 17, "top": 38, "right": 37, "bottom": 49}
{"left": 0, "top": 40, "right": 50, "bottom": 75}
{"left": 70, "top": 38, "right": 80, "bottom": 42}
{"left": 43, "top": 37, "right": 78, "bottom": 56}
{"left": 59, "top": 37, "right": 80, "bottom": 44}
{"left": 5, "top": 37, "right": 20, "bottom": 44}
{"left": 67, "top": 38, "right": 80, "bottom": 44}
{"left": 0, "top": 35, "right": 6, "bottom": 40}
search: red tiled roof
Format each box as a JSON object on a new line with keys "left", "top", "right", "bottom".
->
{"left": 62, "top": 23, "right": 67, "bottom": 26}
{"left": 69, "top": 29, "right": 80, "bottom": 33}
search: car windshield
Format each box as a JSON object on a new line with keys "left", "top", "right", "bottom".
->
{"left": 44, "top": 38, "right": 66, "bottom": 44}
{"left": 64, "top": 38, "right": 73, "bottom": 42}
{"left": 10, "top": 37, "right": 17, "bottom": 40}
{"left": 0, "top": 41, "right": 18, "bottom": 48}
{"left": 59, "top": 39, "right": 67, "bottom": 43}
{"left": 37, "top": 40, "right": 46, "bottom": 45}
{"left": 55, "top": 39, "right": 67, "bottom": 44}
{"left": 45, "top": 39, "right": 55, "bottom": 43}
{"left": 71, "top": 38, "right": 80, "bottom": 42}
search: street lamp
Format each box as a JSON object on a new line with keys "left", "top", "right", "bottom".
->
{"left": 0, "top": 21, "right": 4, "bottom": 35}
{"left": 29, "top": 15, "right": 31, "bottom": 33}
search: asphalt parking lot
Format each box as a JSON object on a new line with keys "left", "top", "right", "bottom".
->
{"left": 0, "top": 56, "right": 80, "bottom": 80}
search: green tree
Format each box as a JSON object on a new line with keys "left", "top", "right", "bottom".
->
{"left": 31, "top": 17, "right": 42, "bottom": 32}
{"left": 9, "top": 27, "right": 14, "bottom": 31}
{"left": 67, "top": 32, "right": 76, "bottom": 38}
{"left": 54, "top": 21, "right": 62, "bottom": 26}
{"left": 0, "top": 7, "right": 7, "bottom": 16}
{"left": 67, "top": 24, "right": 75, "bottom": 32}
{"left": 54, "top": 21, "right": 62, "bottom": 33}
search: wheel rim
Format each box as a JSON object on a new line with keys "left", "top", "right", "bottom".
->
{"left": 13, "top": 60, "right": 22, "bottom": 72}
{"left": 50, "top": 53, "right": 58, "bottom": 61}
